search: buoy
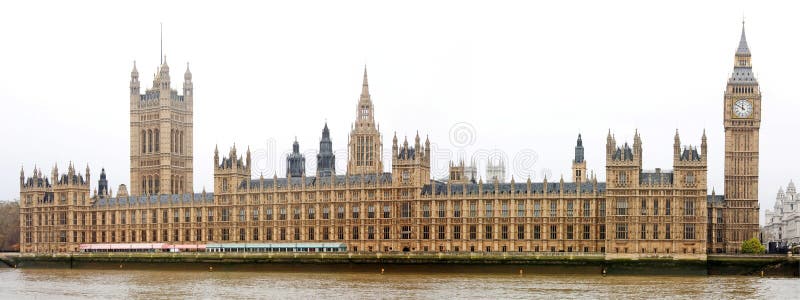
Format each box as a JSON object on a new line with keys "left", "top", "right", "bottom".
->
{"left": 519, "top": 269, "right": 523, "bottom": 275}
{"left": 209, "top": 266, "right": 213, "bottom": 272}
{"left": 381, "top": 267, "right": 385, "bottom": 274}
{"left": 119, "top": 264, "right": 123, "bottom": 269}
{"left": 760, "top": 270, "right": 764, "bottom": 277}
{"left": 602, "top": 268, "right": 607, "bottom": 276}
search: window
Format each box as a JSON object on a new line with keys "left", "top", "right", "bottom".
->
{"left": 352, "top": 226, "right": 360, "bottom": 239}
{"left": 469, "top": 201, "right": 477, "bottom": 217}
{"left": 501, "top": 225, "right": 509, "bottom": 239}
{"left": 485, "top": 225, "right": 493, "bottom": 239}
{"left": 221, "top": 209, "right": 230, "bottom": 222}
{"left": 517, "top": 225, "right": 525, "bottom": 239}
{"left": 716, "top": 210, "right": 723, "bottom": 224}
{"left": 665, "top": 200, "right": 671, "bottom": 216}
{"left": 641, "top": 199, "right": 647, "bottom": 215}
{"left": 684, "top": 199, "right": 695, "bottom": 216}
{"left": 534, "top": 201, "right": 541, "bottom": 217}
{"left": 453, "top": 225, "right": 462, "bottom": 240}
{"left": 207, "top": 210, "right": 215, "bottom": 222}
{"left": 566, "top": 200, "right": 574, "bottom": 217}
{"left": 308, "top": 227, "right": 315, "bottom": 240}
{"left": 337, "top": 227, "right": 344, "bottom": 240}
{"left": 549, "top": 225, "right": 557, "bottom": 240}
{"left": 253, "top": 228, "right": 259, "bottom": 241}
{"left": 438, "top": 225, "right": 446, "bottom": 239}
{"left": 308, "top": 207, "right": 316, "bottom": 220}
{"left": 599, "top": 200, "right": 606, "bottom": 216}
{"left": 423, "top": 226, "right": 430, "bottom": 239}
{"left": 684, "top": 224, "right": 696, "bottom": 240}
{"left": 438, "top": 202, "right": 446, "bottom": 218}
{"left": 485, "top": 202, "right": 493, "bottom": 217}
{"left": 401, "top": 203, "right": 410, "bottom": 218}
{"left": 453, "top": 204, "right": 461, "bottom": 218}
{"left": 280, "top": 228, "right": 287, "bottom": 240}
{"left": 616, "top": 198, "right": 628, "bottom": 215}
{"left": 239, "top": 228, "right": 246, "bottom": 241}
{"left": 501, "top": 201, "right": 509, "bottom": 217}
{"left": 641, "top": 224, "right": 647, "bottom": 239}
{"left": 323, "top": 227, "right": 330, "bottom": 240}
{"left": 517, "top": 202, "right": 525, "bottom": 217}
{"left": 665, "top": 224, "right": 671, "bottom": 239}
{"left": 549, "top": 200, "right": 557, "bottom": 217}
{"left": 599, "top": 225, "right": 606, "bottom": 240}
{"left": 322, "top": 207, "right": 330, "bottom": 219}
{"left": 384, "top": 205, "right": 392, "bottom": 218}
{"left": 422, "top": 203, "right": 431, "bottom": 218}
{"left": 469, "top": 225, "right": 477, "bottom": 240}
{"left": 238, "top": 209, "right": 246, "bottom": 222}
{"left": 294, "top": 207, "right": 301, "bottom": 220}
{"left": 401, "top": 226, "right": 411, "bottom": 239}
{"left": 252, "top": 208, "right": 260, "bottom": 221}
{"left": 383, "top": 226, "right": 390, "bottom": 239}
{"left": 222, "top": 229, "right": 230, "bottom": 241}
{"left": 368, "top": 205, "right": 376, "bottom": 218}
{"left": 533, "top": 225, "right": 541, "bottom": 239}
{"left": 265, "top": 208, "right": 273, "bottom": 220}
{"left": 337, "top": 206, "right": 344, "bottom": 219}
{"left": 566, "top": 225, "right": 574, "bottom": 240}
{"left": 294, "top": 227, "right": 301, "bottom": 240}
{"left": 583, "top": 225, "right": 590, "bottom": 239}
{"left": 583, "top": 200, "right": 590, "bottom": 217}
{"left": 653, "top": 224, "right": 659, "bottom": 240}
{"left": 615, "top": 223, "right": 628, "bottom": 239}
{"left": 367, "top": 226, "right": 375, "bottom": 240}
{"left": 196, "top": 208, "right": 202, "bottom": 222}
{"left": 653, "top": 199, "right": 659, "bottom": 216}
{"left": 279, "top": 207, "right": 287, "bottom": 220}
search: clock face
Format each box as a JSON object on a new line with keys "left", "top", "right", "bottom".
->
{"left": 733, "top": 99, "right": 753, "bottom": 118}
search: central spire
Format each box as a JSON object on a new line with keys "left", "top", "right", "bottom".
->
{"left": 361, "top": 65, "right": 369, "bottom": 97}
{"left": 737, "top": 21, "right": 750, "bottom": 55}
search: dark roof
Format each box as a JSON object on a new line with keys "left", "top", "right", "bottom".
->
{"left": 640, "top": 170, "right": 673, "bottom": 185}
{"left": 93, "top": 193, "right": 214, "bottom": 207}
{"left": 242, "top": 173, "right": 393, "bottom": 190}
{"left": 681, "top": 148, "right": 701, "bottom": 161}
{"left": 707, "top": 194, "right": 725, "bottom": 205}
{"left": 422, "top": 181, "right": 606, "bottom": 196}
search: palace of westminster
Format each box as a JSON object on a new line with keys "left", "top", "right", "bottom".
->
{"left": 18, "top": 24, "right": 762, "bottom": 258}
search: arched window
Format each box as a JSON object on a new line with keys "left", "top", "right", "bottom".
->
{"left": 170, "top": 130, "right": 175, "bottom": 153}
{"left": 141, "top": 130, "right": 146, "bottom": 153}
{"left": 154, "top": 175, "right": 160, "bottom": 194}
{"left": 148, "top": 130, "right": 153, "bottom": 153}
{"left": 179, "top": 131, "right": 184, "bottom": 154}
{"left": 141, "top": 176, "right": 146, "bottom": 195}
{"left": 147, "top": 175, "right": 153, "bottom": 195}
{"left": 154, "top": 129, "right": 160, "bottom": 153}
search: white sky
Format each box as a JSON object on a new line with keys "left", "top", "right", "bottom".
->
{"left": 2, "top": 1, "right": 799, "bottom": 223}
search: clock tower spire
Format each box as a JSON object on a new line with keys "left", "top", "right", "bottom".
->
{"left": 721, "top": 21, "right": 761, "bottom": 253}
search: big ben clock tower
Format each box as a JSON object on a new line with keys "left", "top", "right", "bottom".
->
{"left": 723, "top": 22, "right": 761, "bottom": 252}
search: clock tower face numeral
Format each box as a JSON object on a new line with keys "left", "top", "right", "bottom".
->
{"left": 733, "top": 99, "right": 753, "bottom": 118}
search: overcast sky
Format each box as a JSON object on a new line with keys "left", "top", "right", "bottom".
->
{"left": 2, "top": 1, "right": 798, "bottom": 222}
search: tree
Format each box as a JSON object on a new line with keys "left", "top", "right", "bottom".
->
{"left": 741, "top": 237, "right": 766, "bottom": 254}
{"left": 0, "top": 201, "right": 20, "bottom": 252}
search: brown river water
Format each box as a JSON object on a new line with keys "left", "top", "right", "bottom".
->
{"left": 0, "top": 265, "right": 797, "bottom": 299}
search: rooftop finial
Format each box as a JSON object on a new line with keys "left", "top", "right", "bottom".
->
{"left": 737, "top": 18, "right": 750, "bottom": 55}
{"left": 361, "top": 65, "right": 369, "bottom": 96}
{"left": 160, "top": 22, "right": 163, "bottom": 64}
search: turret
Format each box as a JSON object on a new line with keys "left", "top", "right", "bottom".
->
{"left": 19, "top": 166, "right": 24, "bottom": 188}
{"left": 701, "top": 129, "right": 707, "bottom": 159}
{"left": 572, "top": 134, "right": 586, "bottom": 183}
{"left": 214, "top": 144, "right": 219, "bottom": 167}
{"left": 316, "top": 123, "right": 336, "bottom": 177}
{"left": 98, "top": 168, "right": 108, "bottom": 197}
{"left": 673, "top": 129, "right": 681, "bottom": 162}
{"left": 183, "top": 62, "right": 193, "bottom": 104}
{"left": 287, "top": 138, "right": 306, "bottom": 177}
{"left": 130, "top": 61, "right": 140, "bottom": 96}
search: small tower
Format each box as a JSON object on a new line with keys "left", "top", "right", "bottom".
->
{"left": 316, "top": 123, "right": 336, "bottom": 177}
{"left": 572, "top": 134, "right": 587, "bottom": 183}
{"left": 287, "top": 138, "right": 306, "bottom": 177}
{"left": 98, "top": 168, "right": 109, "bottom": 198}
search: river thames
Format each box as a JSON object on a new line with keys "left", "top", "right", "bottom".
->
{"left": 0, "top": 266, "right": 797, "bottom": 299}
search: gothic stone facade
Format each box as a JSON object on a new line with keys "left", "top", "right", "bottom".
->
{"left": 19, "top": 25, "right": 761, "bottom": 257}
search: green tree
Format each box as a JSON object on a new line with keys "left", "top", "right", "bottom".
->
{"left": 741, "top": 237, "right": 766, "bottom": 254}
{"left": 0, "top": 201, "right": 20, "bottom": 251}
